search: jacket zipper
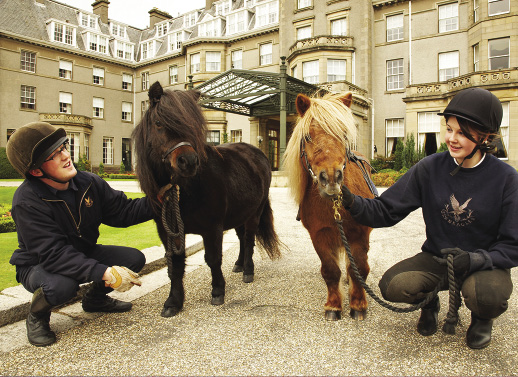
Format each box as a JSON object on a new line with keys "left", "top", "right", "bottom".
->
{"left": 41, "top": 182, "right": 92, "bottom": 238}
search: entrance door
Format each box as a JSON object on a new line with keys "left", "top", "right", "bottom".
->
{"left": 122, "top": 138, "right": 132, "bottom": 172}
{"left": 268, "top": 128, "right": 279, "bottom": 171}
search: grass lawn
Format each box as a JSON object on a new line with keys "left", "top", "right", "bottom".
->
{"left": 0, "top": 186, "right": 162, "bottom": 292}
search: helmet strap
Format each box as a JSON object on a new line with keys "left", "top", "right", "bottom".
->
{"left": 39, "top": 166, "right": 71, "bottom": 184}
{"left": 449, "top": 145, "right": 479, "bottom": 176}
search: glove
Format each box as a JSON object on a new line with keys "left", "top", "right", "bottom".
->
{"left": 434, "top": 248, "right": 471, "bottom": 278}
{"left": 341, "top": 185, "right": 355, "bottom": 209}
{"left": 104, "top": 266, "right": 142, "bottom": 292}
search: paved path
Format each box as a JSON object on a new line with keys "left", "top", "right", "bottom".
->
{"left": 0, "top": 183, "right": 517, "bottom": 375}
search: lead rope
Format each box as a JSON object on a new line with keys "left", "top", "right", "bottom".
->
{"left": 333, "top": 194, "right": 461, "bottom": 330}
{"left": 161, "top": 184, "right": 185, "bottom": 280}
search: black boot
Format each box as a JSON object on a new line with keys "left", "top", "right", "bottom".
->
{"left": 26, "top": 288, "right": 56, "bottom": 347}
{"left": 466, "top": 313, "right": 493, "bottom": 349}
{"left": 82, "top": 281, "right": 132, "bottom": 313}
{"left": 417, "top": 296, "right": 440, "bottom": 336}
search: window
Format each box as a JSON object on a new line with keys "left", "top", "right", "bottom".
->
{"left": 418, "top": 112, "right": 441, "bottom": 156}
{"left": 439, "top": 51, "right": 459, "bottom": 81}
{"left": 122, "top": 102, "right": 132, "bottom": 122}
{"left": 330, "top": 18, "right": 347, "bottom": 36}
{"left": 59, "top": 92, "right": 72, "bottom": 114}
{"left": 260, "top": 43, "right": 273, "bottom": 65}
{"left": 298, "top": 0, "right": 311, "bottom": 9}
{"left": 303, "top": 60, "right": 319, "bottom": 84}
{"left": 141, "top": 41, "right": 155, "bottom": 60}
{"left": 191, "top": 53, "right": 201, "bottom": 73}
{"left": 59, "top": 60, "right": 72, "bottom": 79}
{"left": 20, "top": 85, "right": 35, "bottom": 109}
{"left": 386, "top": 119, "right": 404, "bottom": 156}
{"left": 386, "top": 14, "right": 403, "bottom": 42}
{"left": 141, "top": 100, "right": 149, "bottom": 119}
{"left": 495, "top": 102, "right": 509, "bottom": 159}
{"left": 184, "top": 12, "right": 199, "bottom": 27}
{"left": 327, "top": 59, "right": 346, "bottom": 82}
{"left": 80, "top": 13, "right": 98, "bottom": 29}
{"left": 473, "top": 44, "right": 480, "bottom": 71}
{"left": 439, "top": 3, "right": 458, "bottom": 33}
{"left": 227, "top": 11, "right": 246, "bottom": 35}
{"left": 111, "top": 23, "right": 126, "bottom": 38}
{"left": 142, "top": 72, "right": 149, "bottom": 91}
{"left": 122, "top": 73, "right": 132, "bottom": 90}
{"left": 116, "top": 41, "right": 134, "bottom": 60}
{"left": 232, "top": 50, "right": 243, "bottom": 69}
{"left": 297, "top": 26, "right": 311, "bottom": 40}
{"left": 169, "top": 66, "right": 178, "bottom": 84}
{"left": 169, "top": 32, "right": 183, "bottom": 51}
{"left": 93, "top": 97, "right": 104, "bottom": 118}
{"left": 206, "top": 131, "right": 220, "bottom": 145}
{"left": 489, "top": 0, "right": 509, "bottom": 16}
{"left": 84, "top": 134, "right": 90, "bottom": 160}
{"left": 103, "top": 137, "right": 114, "bottom": 165}
{"left": 489, "top": 37, "right": 510, "bottom": 70}
{"left": 292, "top": 64, "right": 298, "bottom": 78}
{"left": 156, "top": 22, "right": 168, "bottom": 37}
{"left": 67, "top": 132, "right": 80, "bottom": 163}
{"left": 473, "top": 0, "right": 479, "bottom": 22}
{"left": 206, "top": 52, "right": 221, "bottom": 72}
{"left": 93, "top": 67, "right": 104, "bottom": 85}
{"left": 231, "top": 130, "right": 242, "bottom": 143}
{"left": 200, "top": 20, "right": 219, "bottom": 37}
{"left": 51, "top": 22, "right": 75, "bottom": 45}
{"left": 87, "top": 33, "right": 108, "bottom": 54}
{"left": 21, "top": 51, "right": 36, "bottom": 72}
{"left": 386, "top": 59, "right": 404, "bottom": 90}
{"left": 256, "top": 1, "right": 278, "bottom": 27}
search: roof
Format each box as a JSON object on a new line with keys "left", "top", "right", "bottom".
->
{"left": 195, "top": 69, "right": 319, "bottom": 117}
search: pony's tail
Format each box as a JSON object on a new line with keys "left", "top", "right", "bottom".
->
{"left": 256, "top": 198, "right": 283, "bottom": 260}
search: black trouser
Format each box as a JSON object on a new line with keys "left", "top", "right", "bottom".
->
{"left": 17, "top": 245, "right": 146, "bottom": 307}
{"left": 379, "top": 252, "right": 513, "bottom": 320}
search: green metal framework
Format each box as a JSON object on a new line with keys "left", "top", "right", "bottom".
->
{"left": 194, "top": 68, "right": 318, "bottom": 117}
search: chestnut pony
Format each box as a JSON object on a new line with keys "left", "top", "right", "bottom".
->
{"left": 133, "top": 81, "right": 281, "bottom": 317}
{"left": 283, "top": 92, "right": 374, "bottom": 320}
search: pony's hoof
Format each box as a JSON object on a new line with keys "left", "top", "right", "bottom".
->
{"left": 211, "top": 295, "right": 225, "bottom": 306}
{"left": 232, "top": 264, "right": 243, "bottom": 273}
{"left": 350, "top": 309, "right": 367, "bottom": 320}
{"left": 161, "top": 306, "right": 180, "bottom": 317}
{"left": 243, "top": 274, "right": 254, "bottom": 283}
{"left": 325, "top": 310, "right": 342, "bottom": 321}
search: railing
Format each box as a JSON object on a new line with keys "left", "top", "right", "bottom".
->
{"left": 39, "top": 113, "right": 93, "bottom": 128}
{"left": 288, "top": 35, "right": 354, "bottom": 57}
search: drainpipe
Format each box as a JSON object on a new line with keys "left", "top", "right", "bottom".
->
{"left": 371, "top": 98, "right": 375, "bottom": 159}
{"left": 279, "top": 56, "right": 287, "bottom": 159}
{"left": 408, "top": 0, "right": 412, "bottom": 85}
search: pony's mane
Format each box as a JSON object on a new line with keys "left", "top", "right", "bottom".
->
{"left": 283, "top": 92, "right": 357, "bottom": 204}
{"left": 132, "top": 87, "right": 208, "bottom": 214}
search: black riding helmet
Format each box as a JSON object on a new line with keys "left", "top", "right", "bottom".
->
{"left": 438, "top": 88, "right": 503, "bottom": 175}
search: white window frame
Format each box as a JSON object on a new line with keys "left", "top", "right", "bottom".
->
{"left": 260, "top": 42, "right": 273, "bottom": 66}
{"left": 473, "top": 0, "right": 479, "bottom": 22}
{"left": 386, "top": 59, "right": 404, "bottom": 90}
{"left": 473, "top": 43, "right": 480, "bottom": 72}
{"left": 303, "top": 60, "right": 319, "bottom": 84}
{"left": 191, "top": 53, "right": 201, "bottom": 73}
{"left": 142, "top": 72, "right": 149, "bottom": 91}
{"left": 206, "top": 51, "right": 221, "bottom": 72}
{"left": 488, "top": 37, "right": 510, "bottom": 70}
{"left": 297, "top": 25, "right": 312, "bottom": 40}
{"left": 122, "top": 102, "right": 132, "bottom": 122}
{"left": 256, "top": 1, "right": 278, "bottom": 28}
{"left": 21, "top": 85, "right": 36, "bottom": 110}
{"left": 232, "top": 50, "right": 243, "bottom": 69}
{"left": 21, "top": 51, "right": 36, "bottom": 73}
{"left": 49, "top": 21, "right": 76, "bottom": 46}
{"left": 103, "top": 137, "right": 114, "bottom": 165}
{"left": 93, "top": 67, "right": 104, "bottom": 85}
{"left": 67, "top": 132, "right": 80, "bottom": 163}
{"left": 327, "top": 59, "right": 346, "bottom": 82}
{"left": 298, "top": 0, "right": 311, "bottom": 9}
{"left": 497, "top": 102, "right": 510, "bottom": 159}
{"left": 206, "top": 130, "right": 221, "bottom": 145}
{"left": 386, "top": 14, "right": 403, "bottom": 42}
{"left": 417, "top": 112, "right": 441, "bottom": 152}
{"left": 488, "top": 0, "right": 510, "bottom": 16}
{"left": 438, "top": 3, "right": 459, "bottom": 33}
{"left": 59, "top": 92, "right": 72, "bottom": 114}
{"left": 385, "top": 118, "right": 405, "bottom": 157}
{"left": 169, "top": 66, "right": 178, "bottom": 84}
{"left": 122, "top": 73, "right": 132, "bottom": 90}
{"left": 330, "top": 17, "right": 347, "bottom": 36}
{"left": 438, "top": 51, "right": 459, "bottom": 81}
{"left": 59, "top": 60, "right": 72, "bottom": 79}
{"left": 93, "top": 97, "right": 104, "bottom": 118}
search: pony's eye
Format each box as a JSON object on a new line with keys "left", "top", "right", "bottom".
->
{"left": 304, "top": 135, "right": 312, "bottom": 143}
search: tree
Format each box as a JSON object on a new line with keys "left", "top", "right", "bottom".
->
{"left": 393, "top": 139, "right": 404, "bottom": 171}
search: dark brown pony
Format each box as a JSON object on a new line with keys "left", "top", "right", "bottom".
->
{"left": 283, "top": 92, "right": 374, "bottom": 320}
{"left": 133, "top": 81, "right": 281, "bottom": 317}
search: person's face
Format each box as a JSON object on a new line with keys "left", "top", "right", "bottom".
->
{"left": 445, "top": 116, "right": 479, "bottom": 164}
{"left": 38, "top": 141, "right": 77, "bottom": 184}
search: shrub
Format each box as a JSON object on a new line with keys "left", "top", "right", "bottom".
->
{"left": 77, "top": 154, "right": 91, "bottom": 172}
{"left": 108, "top": 174, "right": 137, "bottom": 179}
{"left": 437, "top": 142, "right": 448, "bottom": 153}
{"left": 393, "top": 140, "right": 404, "bottom": 171}
{"left": 371, "top": 169, "right": 405, "bottom": 187}
{"left": 0, "top": 147, "right": 22, "bottom": 179}
{"left": 119, "top": 162, "right": 126, "bottom": 174}
{"left": 370, "top": 155, "right": 395, "bottom": 172}
{"left": 0, "top": 217, "right": 15, "bottom": 233}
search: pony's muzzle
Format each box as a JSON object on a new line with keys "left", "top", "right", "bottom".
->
{"left": 176, "top": 152, "right": 199, "bottom": 176}
{"left": 318, "top": 168, "right": 343, "bottom": 196}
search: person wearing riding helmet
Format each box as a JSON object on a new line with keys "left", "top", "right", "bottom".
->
{"left": 6, "top": 122, "right": 154, "bottom": 347}
{"left": 340, "top": 87, "right": 518, "bottom": 349}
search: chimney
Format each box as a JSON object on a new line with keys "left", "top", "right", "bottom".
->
{"left": 149, "top": 8, "right": 171, "bottom": 29}
{"left": 206, "top": 0, "right": 216, "bottom": 10}
{"left": 92, "top": 0, "right": 109, "bottom": 24}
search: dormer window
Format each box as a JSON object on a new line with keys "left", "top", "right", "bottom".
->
{"left": 48, "top": 20, "right": 77, "bottom": 46}
{"left": 140, "top": 40, "right": 158, "bottom": 60}
{"left": 79, "top": 12, "right": 98, "bottom": 30}
{"left": 85, "top": 32, "right": 108, "bottom": 54}
{"left": 256, "top": 0, "right": 278, "bottom": 28}
{"left": 227, "top": 10, "right": 249, "bottom": 35}
{"left": 168, "top": 31, "right": 184, "bottom": 51}
{"left": 199, "top": 19, "right": 222, "bottom": 37}
{"left": 110, "top": 23, "right": 126, "bottom": 38}
{"left": 184, "top": 12, "right": 199, "bottom": 28}
{"left": 157, "top": 22, "right": 168, "bottom": 37}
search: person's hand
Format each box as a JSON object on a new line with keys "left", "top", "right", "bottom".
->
{"left": 341, "top": 185, "right": 355, "bottom": 209}
{"left": 157, "top": 184, "right": 173, "bottom": 203}
{"left": 434, "top": 248, "right": 470, "bottom": 278}
{"left": 104, "top": 266, "right": 142, "bottom": 292}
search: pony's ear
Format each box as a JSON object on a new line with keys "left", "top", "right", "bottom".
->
{"left": 189, "top": 90, "right": 201, "bottom": 102}
{"left": 149, "top": 81, "right": 164, "bottom": 106}
{"left": 296, "top": 94, "right": 311, "bottom": 117}
{"left": 340, "top": 92, "right": 353, "bottom": 108}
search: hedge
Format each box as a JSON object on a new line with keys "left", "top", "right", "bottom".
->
{"left": 0, "top": 217, "right": 16, "bottom": 233}
{"left": 108, "top": 174, "right": 138, "bottom": 179}
{"left": 0, "top": 147, "right": 22, "bottom": 179}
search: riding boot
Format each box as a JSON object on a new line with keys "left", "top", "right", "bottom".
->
{"left": 466, "top": 312, "right": 493, "bottom": 349}
{"left": 82, "top": 281, "right": 132, "bottom": 313}
{"left": 26, "top": 288, "right": 56, "bottom": 347}
{"left": 417, "top": 296, "right": 440, "bottom": 336}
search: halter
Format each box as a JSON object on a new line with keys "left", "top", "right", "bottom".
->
{"left": 162, "top": 141, "right": 194, "bottom": 162}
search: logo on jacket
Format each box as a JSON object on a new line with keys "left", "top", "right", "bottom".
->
{"left": 84, "top": 197, "right": 94, "bottom": 207}
{"left": 441, "top": 194, "right": 474, "bottom": 226}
